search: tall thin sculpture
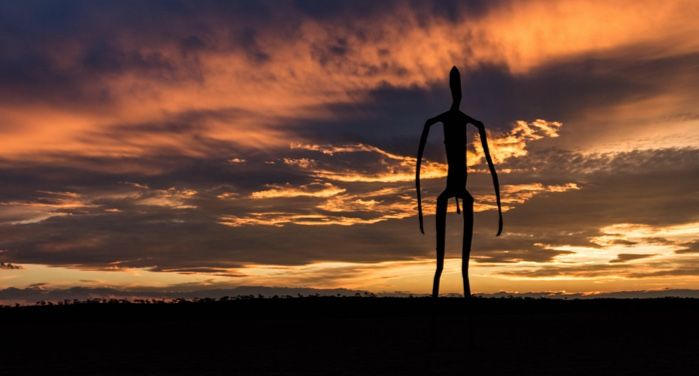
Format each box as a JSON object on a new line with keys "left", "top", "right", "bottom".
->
{"left": 416, "top": 66, "right": 503, "bottom": 298}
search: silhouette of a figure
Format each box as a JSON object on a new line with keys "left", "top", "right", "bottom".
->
{"left": 416, "top": 66, "right": 503, "bottom": 298}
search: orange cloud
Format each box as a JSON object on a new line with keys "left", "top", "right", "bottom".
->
{"left": 251, "top": 182, "right": 345, "bottom": 199}
{"left": 291, "top": 142, "right": 447, "bottom": 183}
{"left": 496, "top": 221, "right": 699, "bottom": 282}
{"left": 475, "top": 183, "right": 580, "bottom": 212}
{"left": 478, "top": 0, "right": 699, "bottom": 74}
{"left": 0, "top": 184, "right": 199, "bottom": 226}
{"left": 0, "top": 191, "right": 95, "bottom": 225}
{"left": 2, "top": 1, "right": 696, "bottom": 161}
{"left": 219, "top": 120, "right": 575, "bottom": 228}
{"left": 292, "top": 119, "right": 561, "bottom": 183}
{"left": 136, "top": 187, "right": 198, "bottom": 209}
{"left": 221, "top": 180, "right": 578, "bottom": 229}
{"left": 218, "top": 212, "right": 391, "bottom": 228}
{"left": 470, "top": 119, "right": 562, "bottom": 164}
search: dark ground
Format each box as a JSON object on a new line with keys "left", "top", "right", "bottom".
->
{"left": 1, "top": 297, "right": 697, "bottom": 375}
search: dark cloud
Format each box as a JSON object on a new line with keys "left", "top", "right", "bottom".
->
{"left": 627, "top": 260, "right": 699, "bottom": 278}
{"left": 609, "top": 253, "right": 656, "bottom": 263}
{"left": 292, "top": 0, "right": 498, "bottom": 22}
{"left": 0, "top": 146, "right": 696, "bottom": 273}
{"left": 472, "top": 249, "right": 574, "bottom": 264}
{"left": 501, "top": 148, "right": 699, "bottom": 228}
{"left": 677, "top": 241, "right": 699, "bottom": 254}
{"left": 235, "top": 28, "right": 271, "bottom": 63}
{"left": 498, "top": 264, "right": 628, "bottom": 278}
{"left": 0, "top": 208, "right": 428, "bottom": 268}
{"left": 609, "top": 239, "right": 637, "bottom": 246}
{"left": 0, "top": 1, "right": 286, "bottom": 106}
{"left": 500, "top": 256, "right": 699, "bottom": 280}
{"left": 265, "top": 45, "right": 699, "bottom": 161}
{"left": 285, "top": 85, "right": 481, "bottom": 159}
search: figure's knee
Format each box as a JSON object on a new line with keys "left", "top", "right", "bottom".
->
{"left": 462, "top": 191, "right": 474, "bottom": 204}
{"left": 435, "top": 262, "right": 444, "bottom": 273}
{"left": 436, "top": 197, "right": 449, "bottom": 212}
{"left": 436, "top": 190, "right": 450, "bottom": 205}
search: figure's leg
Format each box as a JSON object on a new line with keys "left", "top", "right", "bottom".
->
{"left": 462, "top": 192, "right": 474, "bottom": 298}
{"left": 433, "top": 191, "right": 449, "bottom": 298}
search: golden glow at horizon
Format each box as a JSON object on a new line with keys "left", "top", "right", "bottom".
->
{"left": 6, "top": 218, "right": 699, "bottom": 294}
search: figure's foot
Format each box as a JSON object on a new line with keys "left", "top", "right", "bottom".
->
{"left": 463, "top": 280, "right": 471, "bottom": 298}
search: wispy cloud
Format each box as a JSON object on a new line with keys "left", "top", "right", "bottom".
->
{"left": 251, "top": 182, "right": 345, "bottom": 199}
{"left": 0, "top": 262, "right": 22, "bottom": 270}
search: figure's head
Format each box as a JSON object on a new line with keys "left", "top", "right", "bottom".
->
{"left": 449, "top": 66, "right": 461, "bottom": 109}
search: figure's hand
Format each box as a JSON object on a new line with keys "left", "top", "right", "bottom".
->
{"left": 474, "top": 119, "right": 503, "bottom": 237}
{"left": 496, "top": 211, "right": 503, "bottom": 237}
{"left": 418, "top": 207, "right": 425, "bottom": 234}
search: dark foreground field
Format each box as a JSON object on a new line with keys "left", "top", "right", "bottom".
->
{"left": 2, "top": 297, "right": 697, "bottom": 375}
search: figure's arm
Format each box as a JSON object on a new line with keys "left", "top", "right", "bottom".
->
{"left": 416, "top": 115, "right": 441, "bottom": 234}
{"left": 474, "top": 120, "right": 503, "bottom": 236}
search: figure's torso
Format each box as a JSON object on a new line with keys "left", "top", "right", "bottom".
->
{"left": 441, "top": 111, "right": 467, "bottom": 190}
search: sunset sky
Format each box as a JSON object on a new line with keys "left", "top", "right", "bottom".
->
{"left": 1, "top": 0, "right": 698, "bottom": 298}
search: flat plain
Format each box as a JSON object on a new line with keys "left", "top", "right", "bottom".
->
{"left": 2, "top": 297, "right": 697, "bottom": 375}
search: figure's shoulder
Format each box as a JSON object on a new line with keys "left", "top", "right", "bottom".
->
{"left": 427, "top": 111, "right": 448, "bottom": 124}
{"left": 458, "top": 111, "right": 482, "bottom": 126}
{"left": 457, "top": 110, "right": 471, "bottom": 121}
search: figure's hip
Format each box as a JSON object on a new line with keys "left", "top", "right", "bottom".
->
{"left": 446, "top": 173, "right": 466, "bottom": 190}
